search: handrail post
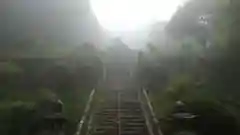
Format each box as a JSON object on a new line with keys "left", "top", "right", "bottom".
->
{"left": 140, "top": 88, "right": 164, "bottom": 135}
{"left": 117, "top": 91, "right": 121, "bottom": 135}
{"left": 75, "top": 89, "right": 96, "bottom": 135}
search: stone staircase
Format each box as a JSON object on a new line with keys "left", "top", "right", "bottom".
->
{"left": 120, "top": 101, "right": 148, "bottom": 135}
{"left": 88, "top": 90, "right": 149, "bottom": 135}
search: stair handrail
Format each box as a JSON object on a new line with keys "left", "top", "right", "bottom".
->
{"left": 75, "top": 89, "right": 96, "bottom": 135}
{"left": 141, "top": 88, "right": 164, "bottom": 135}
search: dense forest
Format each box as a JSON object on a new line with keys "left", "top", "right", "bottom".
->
{"left": 1, "top": 0, "right": 105, "bottom": 134}
{"left": 0, "top": 43, "right": 103, "bottom": 135}
{"left": 138, "top": 0, "right": 240, "bottom": 134}
{"left": 1, "top": 0, "right": 240, "bottom": 135}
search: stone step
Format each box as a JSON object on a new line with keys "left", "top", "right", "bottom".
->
{"left": 94, "top": 126, "right": 116, "bottom": 130}
{"left": 88, "top": 91, "right": 151, "bottom": 135}
{"left": 120, "top": 130, "right": 141, "bottom": 134}
{"left": 121, "top": 116, "right": 143, "bottom": 118}
{"left": 121, "top": 123, "right": 146, "bottom": 127}
{"left": 121, "top": 127, "right": 145, "bottom": 131}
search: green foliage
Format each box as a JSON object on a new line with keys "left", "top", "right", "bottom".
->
{"left": 0, "top": 62, "right": 24, "bottom": 100}
{"left": 0, "top": 61, "right": 23, "bottom": 73}
{"left": 0, "top": 42, "right": 104, "bottom": 134}
{"left": 166, "top": 0, "right": 216, "bottom": 41}
{"left": 138, "top": 0, "right": 240, "bottom": 133}
{"left": 166, "top": 75, "right": 195, "bottom": 100}
{"left": 0, "top": 101, "right": 35, "bottom": 135}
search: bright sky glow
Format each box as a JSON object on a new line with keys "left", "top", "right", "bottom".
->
{"left": 90, "top": 0, "right": 185, "bottom": 31}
